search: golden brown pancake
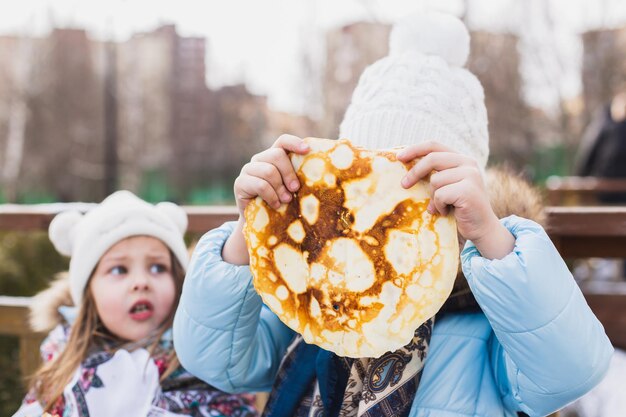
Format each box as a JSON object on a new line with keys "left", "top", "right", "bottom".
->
{"left": 243, "top": 137, "right": 458, "bottom": 358}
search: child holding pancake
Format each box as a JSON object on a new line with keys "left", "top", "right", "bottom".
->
{"left": 174, "top": 12, "right": 612, "bottom": 417}
{"left": 13, "top": 191, "right": 257, "bottom": 417}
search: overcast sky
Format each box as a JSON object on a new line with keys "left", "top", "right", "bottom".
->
{"left": 1, "top": 0, "right": 626, "bottom": 115}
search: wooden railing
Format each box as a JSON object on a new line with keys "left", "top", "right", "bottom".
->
{"left": 1, "top": 204, "right": 626, "bottom": 402}
{"left": 0, "top": 204, "right": 239, "bottom": 233}
{"left": 545, "top": 206, "right": 626, "bottom": 258}
{"left": 546, "top": 176, "right": 626, "bottom": 206}
{"left": 4, "top": 204, "right": 626, "bottom": 257}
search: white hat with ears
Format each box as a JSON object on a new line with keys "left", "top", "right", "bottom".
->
{"left": 48, "top": 190, "right": 189, "bottom": 305}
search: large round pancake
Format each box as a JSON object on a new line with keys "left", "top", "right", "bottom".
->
{"left": 243, "top": 137, "right": 459, "bottom": 358}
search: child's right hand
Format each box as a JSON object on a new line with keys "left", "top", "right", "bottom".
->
{"left": 223, "top": 134, "right": 310, "bottom": 265}
{"left": 233, "top": 134, "right": 310, "bottom": 217}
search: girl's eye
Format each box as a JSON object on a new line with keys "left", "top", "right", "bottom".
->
{"left": 110, "top": 266, "right": 127, "bottom": 275}
{"left": 150, "top": 264, "right": 167, "bottom": 274}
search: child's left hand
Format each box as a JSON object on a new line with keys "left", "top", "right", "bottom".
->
{"left": 396, "top": 141, "right": 514, "bottom": 260}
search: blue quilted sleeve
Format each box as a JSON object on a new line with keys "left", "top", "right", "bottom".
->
{"left": 173, "top": 222, "right": 294, "bottom": 393}
{"left": 462, "top": 216, "right": 613, "bottom": 416}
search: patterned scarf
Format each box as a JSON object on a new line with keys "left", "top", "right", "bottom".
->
{"left": 262, "top": 319, "right": 434, "bottom": 417}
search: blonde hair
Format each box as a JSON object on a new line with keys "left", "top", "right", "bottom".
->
{"left": 31, "top": 252, "right": 185, "bottom": 411}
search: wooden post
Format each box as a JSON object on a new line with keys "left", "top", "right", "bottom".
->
{"left": 20, "top": 334, "right": 44, "bottom": 379}
{"left": 0, "top": 296, "right": 44, "bottom": 380}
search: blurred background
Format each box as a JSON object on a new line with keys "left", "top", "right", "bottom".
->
{"left": 1, "top": 0, "right": 626, "bottom": 414}
{"left": 0, "top": 0, "right": 625, "bottom": 205}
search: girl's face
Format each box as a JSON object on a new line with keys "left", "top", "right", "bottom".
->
{"left": 89, "top": 236, "right": 176, "bottom": 342}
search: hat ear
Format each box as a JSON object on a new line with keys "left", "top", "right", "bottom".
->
{"left": 156, "top": 202, "right": 188, "bottom": 234}
{"left": 49, "top": 211, "right": 83, "bottom": 256}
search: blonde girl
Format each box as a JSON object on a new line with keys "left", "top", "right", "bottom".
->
{"left": 14, "top": 191, "right": 257, "bottom": 417}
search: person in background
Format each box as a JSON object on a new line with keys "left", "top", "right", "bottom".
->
{"left": 575, "top": 90, "right": 626, "bottom": 202}
{"left": 174, "top": 12, "right": 613, "bottom": 417}
{"left": 13, "top": 190, "right": 258, "bottom": 417}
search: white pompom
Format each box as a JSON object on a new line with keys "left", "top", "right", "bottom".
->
{"left": 49, "top": 211, "right": 83, "bottom": 256}
{"left": 389, "top": 11, "right": 470, "bottom": 67}
{"left": 157, "top": 202, "right": 188, "bottom": 234}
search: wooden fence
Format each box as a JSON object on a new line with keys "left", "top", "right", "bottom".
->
{"left": 546, "top": 176, "right": 626, "bottom": 206}
{"left": 3, "top": 204, "right": 624, "bottom": 255}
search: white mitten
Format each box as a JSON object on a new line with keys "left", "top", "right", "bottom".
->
{"left": 64, "top": 348, "right": 160, "bottom": 417}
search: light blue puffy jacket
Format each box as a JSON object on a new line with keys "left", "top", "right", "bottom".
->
{"left": 174, "top": 216, "right": 613, "bottom": 417}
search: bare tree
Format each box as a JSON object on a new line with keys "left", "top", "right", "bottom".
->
{"left": 103, "top": 41, "right": 118, "bottom": 196}
{"left": 2, "top": 37, "right": 35, "bottom": 202}
{"left": 320, "top": 22, "right": 390, "bottom": 139}
{"left": 31, "top": 29, "right": 105, "bottom": 202}
{"left": 581, "top": 28, "right": 626, "bottom": 126}
{"left": 519, "top": 1, "right": 589, "bottom": 174}
{"left": 468, "top": 30, "right": 536, "bottom": 170}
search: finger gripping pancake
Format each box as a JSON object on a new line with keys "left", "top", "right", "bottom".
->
{"left": 243, "top": 138, "right": 459, "bottom": 358}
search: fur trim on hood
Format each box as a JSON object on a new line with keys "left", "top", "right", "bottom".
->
{"left": 485, "top": 166, "right": 545, "bottom": 227}
{"left": 30, "top": 272, "right": 73, "bottom": 332}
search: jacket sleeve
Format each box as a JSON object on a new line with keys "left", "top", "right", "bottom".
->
{"left": 173, "top": 222, "right": 295, "bottom": 393}
{"left": 461, "top": 215, "right": 613, "bottom": 417}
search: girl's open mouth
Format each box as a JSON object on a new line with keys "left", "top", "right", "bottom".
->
{"left": 129, "top": 300, "right": 154, "bottom": 321}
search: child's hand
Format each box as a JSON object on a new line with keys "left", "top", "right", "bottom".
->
{"left": 234, "top": 134, "right": 310, "bottom": 217}
{"left": 224, "top": 134, "right": 310, "bottom": 265}
{"left": 396, "top": 141, "right": 514, "bottom": 260}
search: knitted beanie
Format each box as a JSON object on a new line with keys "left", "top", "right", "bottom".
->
{"left": 339, "top": 12, "right": 489, "bottom": 169}
{"left": 48, "top": 190, "right": 189, "bottom": 305}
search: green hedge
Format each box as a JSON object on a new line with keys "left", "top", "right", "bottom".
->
{"left": 0, "top": 232, "right": 68, "bottom": 414}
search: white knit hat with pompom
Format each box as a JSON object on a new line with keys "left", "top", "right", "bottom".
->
{"left": 339, "top": 11, "right": 489, "bottom": 169}
{"left": 48, "top": 190, "right": 189, "bottom": 305}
